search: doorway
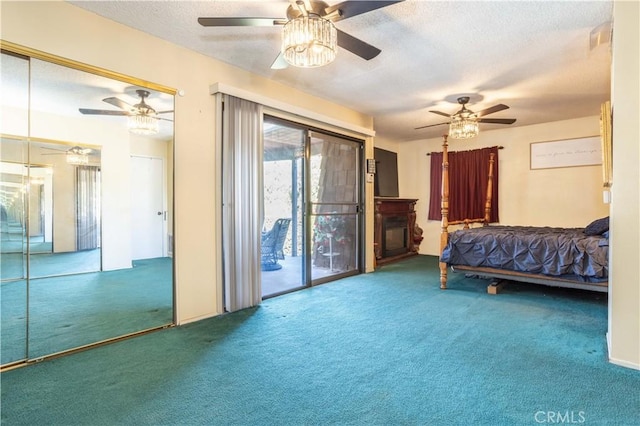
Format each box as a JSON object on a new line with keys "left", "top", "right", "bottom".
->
{"left": 261, "top": 117, "right": 363, "bottom": 298}
{"left": 131, "top": 156, "right": 166, "bottom": 260}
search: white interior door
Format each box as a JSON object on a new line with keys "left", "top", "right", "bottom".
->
{"left": 130, "top": 156, "right": 165, "bottom": 260}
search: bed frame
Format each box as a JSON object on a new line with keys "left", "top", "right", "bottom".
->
{"left": 437, "top": 135, "right": 608, "bottom": 293}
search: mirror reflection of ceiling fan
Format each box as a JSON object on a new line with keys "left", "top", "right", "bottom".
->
{"left": 198, "top": 0, "right": 404, "bottom": 69}
{"left": 40, "top": 146, "right": 98, "bottom": 165}
{"left": 415, "top": 97, "right": 517, "bottom": 130}
{"left": 79, "top": 89, "right": 173, "bottom": 120}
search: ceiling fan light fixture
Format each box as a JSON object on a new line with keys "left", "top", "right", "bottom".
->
{"left": 282, "top": 15, "right": 337, "bottom": 68}
{"left": 66, "top": 152, "right": 89, "bottom": 165}
{"left": 66, "top": 146, "right": 91, "bottom": 165}
{"left": 449, "top": 115, "right": 479, "bottom": 139}
{"left": 128, "top": 114, "right": 159, "bottom": 135}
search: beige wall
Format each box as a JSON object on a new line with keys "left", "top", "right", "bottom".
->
{"left": 4, "top": 104, "right": 168, "bottom": 269}
{"left": 389, "top": 3, "right": 640, "bottom": 368}
{"left": 395, "top": 108, "right": 639, "bottom": 369}
{"left": 396, "top": 116, "right": 609, "bottom": 256}
{"left": 3, "top": 0, "right": 636, "bottom": 369}
{"left": 608, "top": 0, "right": 640, "bottom": 369}
{"left": 371, "top": 136, "right": 400, "bottom": 153}
{"left": 1, "top": 0, "right": 373, "bottom": 324}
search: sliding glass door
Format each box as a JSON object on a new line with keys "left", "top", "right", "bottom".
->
{"left": 261, "top": 117, "right": 362, "bottom": 298}
{"left": 308, "top": 131, "right": 361, "bottom": 283}
{"left": 261, "top": 119, "right": 306, "bottom": 296}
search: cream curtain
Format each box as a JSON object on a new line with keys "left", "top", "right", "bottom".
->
{"left": 221, "top": 95, "right": 264, "bottom": 312}
{"left": 75, "top": 165, "right": 101, "bottom": 251}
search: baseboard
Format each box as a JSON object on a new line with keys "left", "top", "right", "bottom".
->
{"left": 608, "top": 357, "right": 640, "bottom": 370}
{"left": 606, "top": 332, "right": 640, "bottom": 370}
{"left": 177, "top": 312, "right": 221, "bottom": 326}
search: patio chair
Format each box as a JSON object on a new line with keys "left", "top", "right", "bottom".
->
{"left": 261, "top": 218, "right": 291, "bottom": 271}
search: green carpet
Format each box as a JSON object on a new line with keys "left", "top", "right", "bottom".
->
{"left": 1, "top": 248, "right": 102, "bottom": 280}
{"left": 1, "top": 255, "right": 638, "bottom": 425}
{"left": 1, "top": 257, "right": 173, "bottom": 363}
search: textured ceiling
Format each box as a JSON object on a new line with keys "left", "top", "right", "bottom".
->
{"left": 67, "top": 0, "right": 613, "bottom": 142}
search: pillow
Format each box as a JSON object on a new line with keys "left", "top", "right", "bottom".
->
{"left": 584, "top": 216, "right": 609, "bottom": 236}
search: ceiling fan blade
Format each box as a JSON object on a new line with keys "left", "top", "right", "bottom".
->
{"left": 155, "top": 110, "right": 174, "bottom": 114}
{"left": 102, "top": 97, "right": 133, "bottom": 110}
{"left": 156, "top": 117, "right": 174, "bottom": 122}
{"left": 198, "top": 17, "right": 286, "bottom": 27}
{"left": 79, "top": 108, "right": 130, "bottom": 116}
{"left": 475, "top": 104, "right": 509, "bottom": 117}
{"left": 40, "top": 146, "right": 66, "bottom": 152}
{"left": 336, "top": 29, "right": 381, "bottom": 60}
{"left": 415, "top": 122, "right": 449, "bottom": 130}
{"left": 477, "top": 118, "right": 517, "bottom": 125}
{"left": 429, "top": 110, "right": 451, "bottom": 118}
{"left": 270, "top": 52, "right": 289, "bottom": 70}
{"left": 325, "top": 1, "right": 404, "bottom": 23}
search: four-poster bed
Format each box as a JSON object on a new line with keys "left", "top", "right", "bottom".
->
{"left": 437, "top": 135, "right": 609, "bottom": 293}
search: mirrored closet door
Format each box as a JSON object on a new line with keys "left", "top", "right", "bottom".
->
{"left": 0, "top": 47, "right": 175, "bottom": 366}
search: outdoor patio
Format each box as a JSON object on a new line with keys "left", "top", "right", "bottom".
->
{"left": 261, "top": 255, "right": 343, "bottom": 297}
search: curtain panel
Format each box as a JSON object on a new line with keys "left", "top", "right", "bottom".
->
{"left": 221, "top": 95, "right": 264, "bottom": 312}
{"left": 428, "top": 146, "right": 499, "bottom": 223}
{"left": 76, "top": 165, "right": 101, "bottom": 251}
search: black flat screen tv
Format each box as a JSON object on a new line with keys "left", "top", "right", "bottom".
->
{"left": 374, "top": 147, "right": 399, "bottom": 197}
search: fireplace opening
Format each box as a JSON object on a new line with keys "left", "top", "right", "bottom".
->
{"left": 382, "top": 216, "right": 408, "bottom": 257}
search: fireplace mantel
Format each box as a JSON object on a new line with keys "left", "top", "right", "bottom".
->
{"left": 374, "top": 197, "right": 419, "bottom": 266}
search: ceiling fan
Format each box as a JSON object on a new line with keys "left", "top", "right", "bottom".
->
{"left": 78, "top": 89, "right": 173, "bottom": 122}
{"left": 198, "top": 0, "right": 404, "bottom": 69}
{"left": 41, "top": 146, "right": 95, "bottom": 155}
{"left": 415, "top": 97, "right": 517, "bottom": 130}
{"left": 40, "top": 146, "right": 98, "bottom": 165}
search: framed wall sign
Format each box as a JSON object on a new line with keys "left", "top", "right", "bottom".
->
{"left": 530, "top": 136, "right": 602, "bottom": 170}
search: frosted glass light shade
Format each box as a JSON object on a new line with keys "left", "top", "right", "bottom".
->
{"left": 449, "top": 116, "right": 479, "bottom": 139}
{"left": 282, "top": 16, "right": 337, "bottom": 68}
{"left": 128, "top": 115, "right": 159, "bottom": 135}
{"left": 66, "top": 153, "right": 89, "bottom": 165}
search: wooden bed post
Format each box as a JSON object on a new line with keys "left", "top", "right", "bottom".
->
{"left": 484, "top": 153, "right": 495, "bottom": 225}
{"left": 439, "top": 135, "right": 450, "bottom": 289}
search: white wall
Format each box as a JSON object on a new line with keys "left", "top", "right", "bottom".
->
{"left": 395, "top": 116, "right": 609, "bottom": 255}
{"left": 0, "top": 0, "right": 373, "bottom": 324}
{"left": 608, "top": 0, "right": 640, "bottom": 370}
